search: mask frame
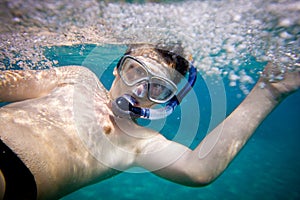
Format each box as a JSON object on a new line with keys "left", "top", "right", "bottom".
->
{"left": 112, "top": 59, "right": 197, "bottom": 120}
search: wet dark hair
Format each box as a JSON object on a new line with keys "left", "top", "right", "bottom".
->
{"left": 124, "top": 43, "right": 189, "bottom": 84}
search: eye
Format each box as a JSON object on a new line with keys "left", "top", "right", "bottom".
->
{"left": 128, "top": 64, "right": 135, "bottom": 69}
{"left": 135, "top": 67, "right": 146, "bottom": 76}
{"left": 152, "top": 83, "right": 162, "bottom": 90}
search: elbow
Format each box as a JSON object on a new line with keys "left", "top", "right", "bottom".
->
{"left": 182, "top": 167, "right": 219, "bottom": 187}
{"left": 186, "top": 175, "right": 216, "bottom": 187}
{"left": 160, "top": 168, "right": 217, "bottom": 187}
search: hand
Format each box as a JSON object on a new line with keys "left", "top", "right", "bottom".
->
{"left": 259, "top": 62, "right": 300, "bottom": 100}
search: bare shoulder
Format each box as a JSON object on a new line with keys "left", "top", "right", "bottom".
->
{"left": 55, "top": 65, "right": 94, "bottom": 74}
{"left": 55, "top": 65, "right": 99, "bottom": 83}
{"left": 54, "top": 65, "right": 108, "bottom": 101}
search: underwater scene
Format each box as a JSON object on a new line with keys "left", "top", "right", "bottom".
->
{"left": 48, "top": 44, "right": 300, "bottom": 200}
{"left": 0, "top": 0, "right": 299, "bottom": 199}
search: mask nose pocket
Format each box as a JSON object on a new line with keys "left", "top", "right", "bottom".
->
{"left": 132, "top": 81, "right": 148, "bottom": 98}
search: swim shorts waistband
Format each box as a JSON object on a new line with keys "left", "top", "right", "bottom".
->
{"left": 0, "top": 139, "right": 37, "bottom": 200}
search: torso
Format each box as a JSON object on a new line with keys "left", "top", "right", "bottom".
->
{"left": 0, "top": 67, "right": 148, "bottom": 199}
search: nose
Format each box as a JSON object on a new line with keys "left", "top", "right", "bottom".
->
{"left": 132, "top": 82, "right": 148, "bottom": 99}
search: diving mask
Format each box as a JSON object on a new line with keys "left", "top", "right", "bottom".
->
{"left": 117, "top": 55, "right": 178, "bottom": 104}
{"left": 112, "top": 55, "right": 197, "bottom": 120}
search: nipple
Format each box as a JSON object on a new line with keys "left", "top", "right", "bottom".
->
{"left": 103, "top": 125, "right": 112, "bottom": 135}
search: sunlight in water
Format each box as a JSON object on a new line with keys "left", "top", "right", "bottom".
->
{"left": 1, "top": 1, "right": 299, "bottom": 77}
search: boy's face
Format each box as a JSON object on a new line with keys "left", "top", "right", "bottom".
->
{"left": 109, "top": 67, "right": 155, "bottom": 108}
{"left": 109, "top": 56, "right": 177, "bottom": 108}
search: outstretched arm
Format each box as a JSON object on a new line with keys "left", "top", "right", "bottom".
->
{"left": 136, "top": 63, "right": 300, "bottom": 186}
{"left": 0, "top": 69, "right": 59, "bottom": 102}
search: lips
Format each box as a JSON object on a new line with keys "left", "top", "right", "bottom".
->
{"left": 122, "top": 94, "right": 138, "bottom": 106}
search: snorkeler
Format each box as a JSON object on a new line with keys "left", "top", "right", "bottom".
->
{"left": 0, "top": 43, "right": 299, "bottom": 200}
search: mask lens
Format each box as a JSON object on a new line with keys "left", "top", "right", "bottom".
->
{"left": 149, "top": 77, "right": 177, "bottom": 103}
{"left": 118, "top": 56, "right": 178, "bottom": 103}
{"left": 119, "top": 57, "right": 148, "bottom": 85}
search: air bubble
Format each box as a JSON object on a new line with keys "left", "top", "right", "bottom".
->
{"left": 0, "top": 0, "right": 298, "bottom": 91}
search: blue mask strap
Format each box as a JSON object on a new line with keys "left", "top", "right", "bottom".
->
{"left": 171, "top": 63, "right": 197, "bottom": 105}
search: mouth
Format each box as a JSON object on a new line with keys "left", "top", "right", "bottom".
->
{"left": 122, "top": 94, "right": 139, "bottom": 106}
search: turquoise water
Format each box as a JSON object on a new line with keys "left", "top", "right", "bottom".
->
{"left": 44, "top": 44, "right": 300, "bottom": 200}
{"left": 1, "top": 0, "right": 299, "bottom": 198}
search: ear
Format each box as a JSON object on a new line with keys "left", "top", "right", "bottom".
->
{"left": 113, "top": 67, "right": 118, "bottom": 76}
